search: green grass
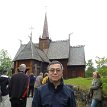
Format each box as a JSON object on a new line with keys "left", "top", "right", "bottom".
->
{"left": 64, "top": 77, "right": 92, "bottom": 90}
{"left": 64, "top": 76, "right": 107, "bottom": 94}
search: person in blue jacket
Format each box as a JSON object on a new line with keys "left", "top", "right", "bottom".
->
{"left": 28, "top": 73, "right": 36, "bottom": 97}
{"left": 32, "top": 60, "right": 76, "bottom": 107}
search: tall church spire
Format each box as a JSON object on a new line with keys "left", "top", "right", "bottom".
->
{"left": 42, "top": 13, "right": 49, "bottom": 38}
{"left": 39, "top": 13, "right": 51, "bottom": 50}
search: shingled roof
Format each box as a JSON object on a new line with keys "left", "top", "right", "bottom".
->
{"left": 47, "top": 40, "right": 70, "bottom": 59}
{"left": 13, "top": 13, "right": 85, "bottom": 66}
{"left": 68, "top": 45, "right": 85, "bottom": 65}
{"left": 13, "top": 40, "right": 49, "bottom": 63}
{"left": 13, "top": 38, "right": 85, "bottom": 66}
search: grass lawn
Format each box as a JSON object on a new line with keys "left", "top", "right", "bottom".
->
{"left": 64, "top": 77, "right": 107, "bottom": 95}
{"left": 64, "top": 77, "right": 92, "bottom": 91}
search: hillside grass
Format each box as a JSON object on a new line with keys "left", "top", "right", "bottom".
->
{"left": 64, "top": 77, "right": 92, "bottom": 90}
{"left": 64, "top": 77, "right": 107, "bottom": 95}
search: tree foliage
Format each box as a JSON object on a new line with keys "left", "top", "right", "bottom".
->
{"left": 95, "top": 57, "right": 107, "bottom": 76}
{"left": 85, "top": 59, "right": 95, "bottom": 77}
{"left": 0, "top": 49, "right": 12, "bottom": 75}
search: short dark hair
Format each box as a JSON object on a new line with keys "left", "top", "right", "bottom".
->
{"left": 47, "top": 60, "right": 64, "bottom": 71}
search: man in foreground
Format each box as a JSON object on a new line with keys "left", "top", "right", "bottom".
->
{"left": 32, "top": 60, "right": 76, "bottom": 107}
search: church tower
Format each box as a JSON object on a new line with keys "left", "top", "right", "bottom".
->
{"left": 39, "top": 13, "right": 51, "bottom": 50}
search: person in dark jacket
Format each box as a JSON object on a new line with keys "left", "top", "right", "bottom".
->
{"left": 32, "top": 60, "right": 76, "bottom": 107}
{"left": 9, "top": 64, "right": 29, "bottom": 107}
{"left": 28, "top": 73, "right": 36, "bottom": 97}
{"left": 0, "top": 70, "right": 10, "bottom": 107}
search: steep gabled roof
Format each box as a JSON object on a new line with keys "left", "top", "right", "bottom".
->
{"left": 47, "top": 40, "right": 70, "bottom": 59}
{"left": 68, "top": 45, "right": 85, "bottom": 65}
{"left": 35, "top": 47, "right": 50, "bottom": 63}
{"left": 13, "top": 40, "right": 49, "bottom": 62}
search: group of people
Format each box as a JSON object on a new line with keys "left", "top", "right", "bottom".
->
{"left": 28, "top": 71, "right": 48, "bottom": 98}
{"left": 0, "top": 64, "right": 29, "bottom": 107}
{"left": 0, "top": 60, "right": 103, "bottom": 107}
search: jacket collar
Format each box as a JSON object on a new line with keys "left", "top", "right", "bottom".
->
{"left": 48, "top": 78, "right": 64, "bottom": 92}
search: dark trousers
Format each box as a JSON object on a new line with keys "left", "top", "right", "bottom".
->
{"left": 28, "top": 86, "right": 34, "bottom": 97}
{"left": 10, "top": 98, "right": 27, "bottom": 107}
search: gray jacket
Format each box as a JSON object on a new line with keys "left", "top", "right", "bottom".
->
{"left": 90, "top": 78, "right": 102, "bottom": 101}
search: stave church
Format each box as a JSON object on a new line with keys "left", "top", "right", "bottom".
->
{"left": 13, "top": 14, "right": 86, "bottom": 79}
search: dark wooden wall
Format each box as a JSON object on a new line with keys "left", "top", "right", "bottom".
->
{"left": 13, "top": 59, "right": 85, "bottom": 79}
{"left": 67, "top": 65, "right": 85, "bottom": 78}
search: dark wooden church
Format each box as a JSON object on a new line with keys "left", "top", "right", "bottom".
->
{"left": 13, "top": 14, "right": 86, "bottom": 79}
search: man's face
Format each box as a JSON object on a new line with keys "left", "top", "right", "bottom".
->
{"left": 48, "top": 64, "right": 63, "bottom": 82}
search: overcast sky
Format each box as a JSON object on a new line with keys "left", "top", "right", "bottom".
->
{"left": 0, "top": 0, "right": 107, "bottom": 63}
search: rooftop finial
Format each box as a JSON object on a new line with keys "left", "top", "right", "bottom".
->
{"left": 69, "top": 32, "right": 73, "bottom": 40}
{"left": 19, "top": 39, "right": 22, "bottom": 46}
{"left": 28, "top": 35, "right": 32, "bottom": 41}
{"left": 69, "top": 32, "right": 73, "bottom": 37}
{"left": 45, "top": 5, "right": 47, "bottom": 13}
{"left": 29, "top": 26, "right": 34, "bottom": 37}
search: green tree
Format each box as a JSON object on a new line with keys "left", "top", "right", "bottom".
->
{"left": 0, "top": 49, "right": 12, "bottom": 75}
{"left": 85, "top": 59, "right": 95, "bottom": 77}
{"left": 95, "top": 57, "right": 107, "bottom": 76}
